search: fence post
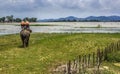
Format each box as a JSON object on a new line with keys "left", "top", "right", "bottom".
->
{"left": 73, "top": 59, "right": 77, "bottom": 73}
{"left": 97, "top": 48, "right": 101, "bottom": 74}
{"left": 84, "top": 55, "right": 87, "bottom": 68}
{"left": 67, "top": 60, "right": 71, "bottom": 74}
{"left": 77, "top": 55, "right": 81, "bottom": 73}
{"left": 104, "top": 48, "right": 107, "bottom": 61}
{"left": 81, "top": 55, "right": 85, "bottom": 74}
{"left": 109, "top": 43, "right": 113, "bottom": 52}
{"left": 101, "top": 52, "right": 103, "bottom": 63}
{"left": 117, "top": 41, "right": 120, "bottom": 50}
{"left": 116, "top": 42, "right": 118, "bottom": 50}
{"left": 118, "top": 41, "right": 120, "bottom": 50}
{"left": 114, "top": 42, "right": 116, "bottom": 51}
{"left": 88, "top": 54, "right": 90, "bottom": 68}
{"left": 93, "top": 52, "right": 95, "bottom": 67}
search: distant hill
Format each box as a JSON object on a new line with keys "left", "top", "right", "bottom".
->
{"left": 38, "top": 16, "right": 120, "bottom": 22}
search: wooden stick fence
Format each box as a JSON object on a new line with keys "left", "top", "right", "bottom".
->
{"left": 52, "top": 40, "right": 120, "bottom": 74}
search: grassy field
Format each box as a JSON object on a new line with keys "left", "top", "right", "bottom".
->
{"left": 0, "top": 33, "right": 120, "bottom": 74}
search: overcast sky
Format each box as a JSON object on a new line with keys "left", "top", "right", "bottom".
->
{"left": 0, "top": 0, "right": 120, "bottom": 19}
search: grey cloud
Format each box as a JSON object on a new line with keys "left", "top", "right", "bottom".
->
{"left": 0, "top": 0, "right": 120, "bottom": 18}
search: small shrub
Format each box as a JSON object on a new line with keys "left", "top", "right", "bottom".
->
{"left": 97, "top": 24, "right": 101, "bottom": 28}
{"left": 106, "top": 51, "right": 120, "bottom": 62}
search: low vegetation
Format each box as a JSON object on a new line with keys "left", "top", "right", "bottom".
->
{"left": 107, "top": 51, "right": 120, "bottom": 62}
{"left": 0, "top": 33, "right": 120, "bottom": 74}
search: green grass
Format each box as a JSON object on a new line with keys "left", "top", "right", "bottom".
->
{"left": 0, "top": 33, "right": 120, "bottom": 74}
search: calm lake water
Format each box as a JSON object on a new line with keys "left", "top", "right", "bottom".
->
{"left": 0, "top": 22, "right": 120, "bottom": 35}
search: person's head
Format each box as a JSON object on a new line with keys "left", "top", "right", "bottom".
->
{"left": 25, "top": 20, "right": 29, "bottom": 25}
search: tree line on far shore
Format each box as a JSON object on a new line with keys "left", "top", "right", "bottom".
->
{"left": 0, "top": 15, "right": 37, "bottom": 23}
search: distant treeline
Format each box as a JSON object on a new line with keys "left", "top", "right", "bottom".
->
{"left": 50, "top": 20, "right": 102, "bottom": 22}
{"left": 0, "top": 15, "right": 37, "bottom": 23}
{"left": 43, "top": 19, "right": 120, "bottom": 22}
{"left": 39, "top": 16, "right": 120, "bottom": 22}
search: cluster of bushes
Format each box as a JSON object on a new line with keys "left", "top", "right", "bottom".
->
{"left": 106, "top": 51, "right": 120, "bottom": 62}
